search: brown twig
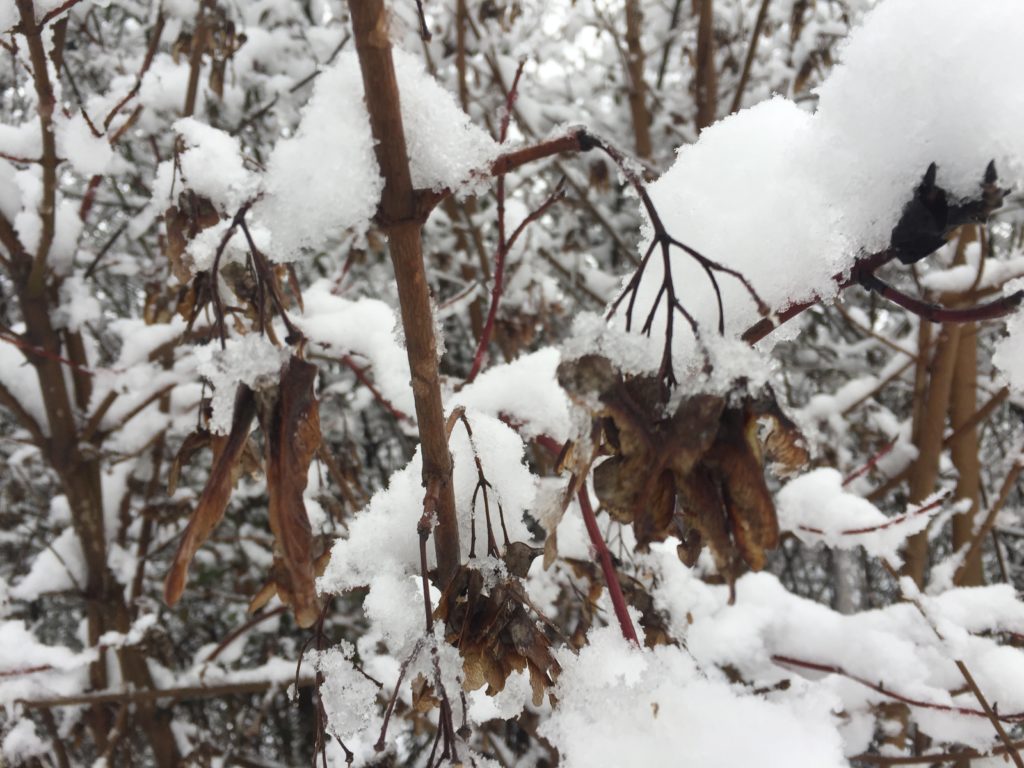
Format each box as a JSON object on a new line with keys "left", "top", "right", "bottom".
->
{"left": 348, "top": 0, "right": 461, "bottom": 588}
{"left": 729, "top": 0, "right": 772, "bottom": 114}
{"left": 103, "top": 13, "right": 165, "bottom": 129}
{"left": 466, "top": 177, "right": 566, "bottom": 381}
{"left": 16, "top": 0, "right": 59, "bottom": 298}
{"left": 19, "top": 678, "right": 315, "bottom": 708}
{"left": 797, "top": 493, "right": 946, "bottom": 537}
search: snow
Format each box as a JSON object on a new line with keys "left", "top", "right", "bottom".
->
{"left": 320, "top": 410, "right": 537, "bottom": 594}
{"left": 994, "top": 282, "right": 1024, "bottom": 393}
{"left": 172, "top": 118, "right": 259, "bottom": 211}
{"left": 0, "top": 619, "right": 92, "bottom": 708}
{"left": 601, "top": 0, "right": 1024, "bottom": 377}
{"left": 256, "top": 49, "right": 498, "bottom": 260}
{"left": 297, "top": 280, "right": 415, "bottom": 417}
{"left": 9, "top": 526, "right": 86, "bottom": 600}
{"left": 313, "top": 644, "right": 382, "bottom": 750}
{"left": 453, "top": 347, "right": 572, "bottom": 442}
{"left": 2, "top": 719, "right": 47, "bottom": 763}
{"left": 539, "top": 626, "right": 847, "bottom": 768}
{"left": 777, "top": 468, "right": 941, "bottom": 565}
{"left": 57, "top": 113, "right": 114, "bottom": 177}
{"left": 651, "top": 550, "right": 1024, "bottom": 754}
{"left": 194, "top": 334, "right": 289, "bottom": 433}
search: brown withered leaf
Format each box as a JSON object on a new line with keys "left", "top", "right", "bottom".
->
{"left": 167, "top": 428, "right": 213, "bottom": 496}
{"left": 675, "top": 464, "right": 741, "bottom": 584}
{"left": 411, "top": 674, "right": 441, "bottom": 714}
{"left": 261, "top": 357, "right": 322, "bottom": 628}
{"left": 436, "top": 567, "right": 560, "bottom": 707}
{"left": 164, "top": 191, "right": 220, "bottom": 284}
{"left": 752, "top": 392, "right": 810, "bottom": 477}
{"left": 563, "top": 557, "right": 674, "bottom": 648}
{"left": 704, "top": 406, "right": 779, "bottom": 571}
{"left": 557, "top": 354, "right": 809, "bottom": 593}
{"left": 248, "top": 548, "right": 331, "bottom": 616}
{"left": 665, "top": 394, "right": 726, "bottom": 475}
{"left": 164, "top": 385, "right": 256, "bottom": 607}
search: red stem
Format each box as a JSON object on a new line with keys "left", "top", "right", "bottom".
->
{"left": 773, "top": 654, "right": 1024, "bottom": 722}
{"left": 842, "top": 440, "right": 896, "bottom": 486}
{"left": 797, "top": 494, "right": 946, "bottom": 537}
{"left": 577, "top": 486, "right": 640, "bottom": 646}
{"left": 340, "top": 354, "right": 411, "bottom": 423}
{"left": 466, "top": 175, "right": 507, "bottom": 382}
{"left": 527, "top": 431, "right": 640, "bottom": 645}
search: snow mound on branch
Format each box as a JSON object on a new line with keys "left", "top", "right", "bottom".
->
{"left": 297, "top": 280, "right": 415, "bottom": 418}
{"left": 319, "top": 410, "right": 536, "bottom": 597}
{"left": 539, "top": 626, "right": 847, "bottom": 768}
{"left": 195, "top": 334, "right": 289, "bottom": 433}
{"left": 154, "top": 118, "right": 259, "bottom": 212}
{"left": 994, "top": 281, "right": 1024, "bottom": 393}
{"left": 777, "top": 467, "right": 941, "bottom": 565}
{"left": 453, "top": 347, "right": 572, "bottom": 441}
{"left": 611, "top": 0, "right": 1024, "bottom": 372}
{"left": 257, "top": 50, "right": 499, "bottom": 261}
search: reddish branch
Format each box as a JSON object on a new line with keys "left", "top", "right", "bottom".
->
{"left": 466, "top": 62, "right": 526, "bottom": 383}
{"left": 527, "top": 431, "right": 640, "bottom": 645}
{"left": 578, "top": 486, "right": 641, "bottom": 645}
{"left": 772, "top": 654, "right": 1024, "bottom": 723}
{"left": 797, "top": 494, "right": 946, "bottom": 537}
{"left": 743, "top": 247, "right": 1023, "bottom": 345}
{"left": 467, "top": 177, "right": 565, "bottom": 381}
{"left": 842, "top": 440, "right": 896, "bottom": 486}
{"left": 339, "top": 354, "right": 411, "bottom": 422}
{"left": 16, "top": 0, "right": 59, "bottom": 297}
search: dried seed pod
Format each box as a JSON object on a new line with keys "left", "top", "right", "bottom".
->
{"left": 436, "top": 567, "right": 560, "bottom": 706}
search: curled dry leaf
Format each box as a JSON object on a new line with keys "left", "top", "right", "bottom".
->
{"left": 164, "top": 190, "right": 220, "bottom": 284}
{"left": 556, "top": 355, "right": 809, "bottom": 593}
{"left": 164, "top": 384, "right": 257, "bottom": 607}
{"left": 565, "top": 558, "right": 674, "bottom": 648}
{"left": 259, "top": 356, "right": 322, "bottom": 629}
{"left": 435, "top": 566, "right": 560, "bottom": 707}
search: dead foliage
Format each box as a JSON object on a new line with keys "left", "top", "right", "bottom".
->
{"left": 164, "top": 356, "right": 324, "bottom": 627}
{"left": 558, "top": 354, "right": 808, "bottom": 594}
{"left": 435, "top": 565, "right": 560, "bottom": 706}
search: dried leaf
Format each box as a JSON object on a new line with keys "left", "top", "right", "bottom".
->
{"left": 436, "top": 567, "right": 560, "bottom": 702}
{"left": 706, "top": 407, "right": 778, "bottom": 571}
{"left": 262, "top": 356, "right": 322, "bottom": 628}
{"left": 411, "top": 674, "right": 440, "bottom": 714}
{"left": 753, "top": 394, "right": 810, "bottom": 477}
{"left": 167, "top": 429, "right": 213, "bottom": 496}
{"left": 249, "top": 548, "right": 331, "bottom": 616}
{"left": 164, "top": 385, "right": 256, "bottom": 606}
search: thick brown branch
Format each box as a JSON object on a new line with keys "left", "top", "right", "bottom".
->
{"left": 348, "top": 0, "right": 461, "bottom": 587}
{"left": 16, "top": 0, "right": 59, "bottom": 297}
{"left": 19, "top": 677, "right": 315, "bottom": 708}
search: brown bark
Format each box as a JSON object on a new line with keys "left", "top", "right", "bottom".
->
{"left": 7, "top": 5, "right": 181, "bottom": 761}
{"left": 694, "top": 0, "right": 718, "bottom": 132}
{"left": 14, "top": 278, "right": 180, "bottom": 767}
{"left": 729, "top": 0, "right": 771, "bottom": 115}
{"left": 347, "top": 0, "right": 461, "bottom": 587}
{"left": 623, "top": 0, "right": 652, "bottom": 158}
{"left": 902, "top": 322, "right": 961, "bottom": 587}
{"left": 15, "top": 0, "right": 58, "bottom": 297}
{"left": 950, "top": 302, "right": 984, "bottom": 583}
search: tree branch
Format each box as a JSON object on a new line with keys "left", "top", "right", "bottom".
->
{"left": 347, "top": 0, "right": 461, "bottom": 587}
